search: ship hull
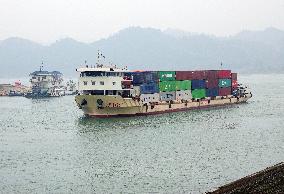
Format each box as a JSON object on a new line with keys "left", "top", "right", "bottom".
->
{"left": 75, "top": 94, "right": 252, "bottom": 118}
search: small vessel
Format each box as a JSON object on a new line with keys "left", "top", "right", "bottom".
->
{"left": 25, "top": 65, "right": 65, "bottom": 98}
{"left": 75, "top": 54, "right": 252, "bottom": 118}
{"left": 65, "top": 80, "right": 77, "bottom": 95}
{"left": 8, "top": 90, "right": 23, "bottom": 97}
{"left": 0, "top": 81, "right": 29, "bottom": 97}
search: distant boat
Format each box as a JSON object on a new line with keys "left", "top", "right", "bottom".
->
{"left": 25, "top": 66, "right": 66, "bottom": 98}
{"left": 65, "top": 80, "right": 77, "bottom": 95}
{"left": 8, "top": 90, "right": 23, "bottom": 97}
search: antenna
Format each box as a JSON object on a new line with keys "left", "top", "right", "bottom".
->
{"left": 40, "top": 60, "right": 44, "bottom": 71}
{"left": 97, "top": 50, "right": 100, "bottom": 67}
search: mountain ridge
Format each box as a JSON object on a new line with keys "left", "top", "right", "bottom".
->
{"left": 0, "top": 27, "right": 283, "bottom": 78}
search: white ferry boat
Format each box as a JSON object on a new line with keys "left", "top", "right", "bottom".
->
{"left": 25, "top": 66, "right": 65, "bottom": 98}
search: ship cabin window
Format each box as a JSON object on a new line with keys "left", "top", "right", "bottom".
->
{"left": 105, "top": 90, "right": 117, "bottom": 95}
{"left": 100, "top": 81, "right": 104, "bottom": 85}
{"left": 83, "top": 81, "right": 88, "bottom": 85}
{"left": 38, "top": 77, "right": 40, "bottom": 81}
{"left": 112, "top": 82, "right": 116, "bottom": 85}
{"left": 92, "top": 81, "right": 96, "bottom": 85}
{"left": 81, "top": 71, "right": 109, "bottom": 77}
{"left": 87, "top": 90, "right": 104, "bottom": 95}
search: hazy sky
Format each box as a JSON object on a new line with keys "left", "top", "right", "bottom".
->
{"left": 0, "top": 0, "right": 283, "bottom": 43}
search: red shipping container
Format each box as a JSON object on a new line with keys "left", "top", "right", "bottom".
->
{"left": 231, "top": 73, "right": 237, "bottom": 80}
{"left": 219, "top": 87, "right": 232, "bottom": 96}
{"left": 196, "top": 70, "right": 207, "bottom": 79}
{"left": 176, "top": 71, "right": 193, "bottom": 80}
{"left": 218, "top": 70, "right": 231, "bottom": 78}
{"left": 205, "top": 70, "right": 218, "bottom": 79}
{"left": 205, "top": 79, "right": 218, "bottom": 89}
{"left": 232, "top": 80, "right": 238, "bottom": 88}
{"left": 193, "top": 71, "right": 202, "bottom": 80}
{"left": 176, "top": 71, "right": 206, "bottom": 80}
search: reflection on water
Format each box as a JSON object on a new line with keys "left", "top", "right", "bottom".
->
{"left": 0, "top": 74, "right": 284, "bottom": 193}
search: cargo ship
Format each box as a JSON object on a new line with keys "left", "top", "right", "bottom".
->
{"left": 75, "top": 61, "right": 252, "bottom": 117}
{"left": 25, "top": 66, "right": 65, "bottom": 98}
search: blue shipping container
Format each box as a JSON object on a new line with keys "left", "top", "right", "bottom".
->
{"left": 132, "top": 72, "right": 144, "bottom": 85}
{"left": 132, "top": 72, "right": 158, "bottom": 85}
{"left": 144, "top": 71, "right": 158, "bottom": 83}
{"left": 191, "top": 80, "right": 206, "bottom": 89}
{"left": 140, "top": 83, "right": 159, "bottom": 94}
{"left": 206, "top": 88, "right": 219, "bottom": 97}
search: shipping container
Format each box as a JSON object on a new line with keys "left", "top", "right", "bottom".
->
{"left": 218, "top": 70, "right": 231, "bottom": 78}
{"left": 205, "top": 70, "right": 218, "bottom": 79}
{"left": 206, "top": 88, "right": 219, "bottom": 97}
{"left": 205, "top": 79, "right": 218, "bottom": 89}
{"left": 218, "top": 79, "right": 232, "bottom": 88}
{"left": 132, "top": 71, "right": 158, "bottom": 85}
{"left": 140, "top": 83, "right": 159, "bottom": 94}
{"left": 195, "top": 70, "right": 207, "bottom": 80}
{"left": 140, "top": 93, "right": 160, "bottom": 104}
{"left": 175, "top": 80, "right": 191, "bottom": 91}
{"left": 160, "top": 91, "right": 176, "bottom": 101}
{"left": 231, "top": 73, "right": 237, "bottom": 80}
{"left": 131, "top": 86, "right": 141, "bottom": 97}
{"left": 191, "top": 80, "right": 206, "bottom": 89}
{"left": 176, "top": 71, "right": 194, "bottom": 80}
{"left": 176, "top": 90, "right": 192, "bottom": 101}
{"left": 176, "top": 71, "right": 206, "bottom": 80}
{"left": 145, "top": 71, "right": 158, "bottom": 82}
{"left": 219, "top": 87, "right": 232, "bottom": 96}
{"left": 232, "top": 80, "right": 238, "bottom": 88}
{"left": 159, "top": 81, "right": 176, "bottom": 92}
{"left": 192, "top": 89, "right": 206, "bottom": 99}
{"left": 132, "top": 72, "right": 144, "bottom": 85}
{"left": 158, "top": 71, "right": 175, "bottom": 81}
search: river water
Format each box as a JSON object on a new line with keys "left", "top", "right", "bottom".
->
{"left": 0, "top": 74, "right": 283, "bottom": 193}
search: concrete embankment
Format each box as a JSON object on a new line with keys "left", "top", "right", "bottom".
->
{"left": 207, "top": 162, "right": 284, "bottom": 194}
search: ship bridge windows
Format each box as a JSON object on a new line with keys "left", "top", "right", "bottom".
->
{"left": 92, "top": 81, "right": 96, "bottom": 85}
{"left": 83, "top": 81, "right": 88, "bottom": 85}
{"left": 80, "top": 71, "right": 123, "bottom": 77}
{"left": 83, "top": 90, "right": 104, "bottom": 95}
{"left": 100, "top": 81, "right": 104, "bottom": 85}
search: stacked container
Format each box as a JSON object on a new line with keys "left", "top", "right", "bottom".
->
{"left": 190, "top": 71, "right": 207, "bottom": 99}
{"left": 131, "top": 69, "right": 236, "bottom": 103}
{"left": 217, "top": 70, "right": 232, "bottom": 96}
{"left": 231, "top": 73, "right": 238, "bottom": 96}
{"left": 158, "top": 71, "right": 177, "bottom": 101}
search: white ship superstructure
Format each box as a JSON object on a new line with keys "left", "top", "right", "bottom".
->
{"left": 77, "top": 66, "right": 132, "bottom": 97}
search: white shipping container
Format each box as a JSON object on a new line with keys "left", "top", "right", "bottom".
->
{"left": 176, "top": 90, "right": 192, "bottom": 101}
{"left": 131, "top": 86, "right": 141, "bottom": 97}
{"left": 140, "top": 93, "right": 160, "bottom": 104}
{"left": 160, "top": 91, "right": 176, "bottom": 101}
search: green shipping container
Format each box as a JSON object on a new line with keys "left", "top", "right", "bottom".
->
{"left": 192, "top": 89, "right": 206, "bottom": 99}
{"left": 176, "top": 80, "right": 191, "bottom": 91}
{"left": 158, "top": 71, "right": 176, "bottom": 81}
{"left": 159, "top": 81, "right": 176, "bottom": 92}
{"left": 218, "top": 79, "right": 231, "bottom": 88}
